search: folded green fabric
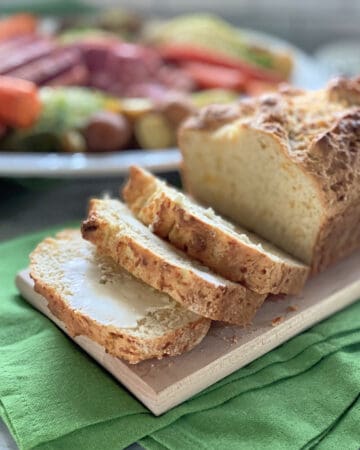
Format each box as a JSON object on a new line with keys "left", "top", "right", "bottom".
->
{"left": 0, "top": 228, "right": 359, "bottom": 450}
{"left": 0, "top": 0, "right": 95, "bottom": 15}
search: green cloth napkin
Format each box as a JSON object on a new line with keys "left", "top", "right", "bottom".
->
{"left": 0, "top": 1, "right": 95, "bottom": 15}
{"left": 0, "top": 228, "right": 359, "bottom": 450}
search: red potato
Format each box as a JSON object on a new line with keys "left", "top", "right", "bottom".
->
{"left": 159, "top": 97, "right": 196, "bottom": 127}
{"left": 84, "top": 111, "right": 132, "bottom": 152}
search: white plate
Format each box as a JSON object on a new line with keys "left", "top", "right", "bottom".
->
{"left": 0, "top": 30, "right": 328, "bottom": 178}
{"left": 0, "top": 149, "right": 181, "bottom": 178}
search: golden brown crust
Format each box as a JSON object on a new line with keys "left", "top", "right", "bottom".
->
{"left": 30, "top": 231, "right": 210, "bottom": 364}
{"left": 180, "top": 77, "right": 360, "bottom": 273}
{"left": 328, "top": 77, "right": 360, "bottom": 105}
{"left": 304, "top": 110, "right": 360, "bottom": 207}
{"left": 81, "top": 200, "right": 266, "bottom": 325}
{"left": 182, "top": 103, "right": 246, "bottom": 131}
{"left": 123, "top": 166, "right": 309, "bottom": 294}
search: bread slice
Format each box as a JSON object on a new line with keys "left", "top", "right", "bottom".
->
{"left": 123, "top": 166, "right": 309, "bottom": 294}
{"left": 30, "top": 230, "right": 210, "bottom": 364}
{"left": 179, "top": 78, "right": 360, "bottom": 273}
{"left": 81, "top": 199, "right": 266, "bottom": 325}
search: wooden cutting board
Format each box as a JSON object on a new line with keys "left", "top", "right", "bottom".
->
{"left": 16, "top": 251, "right": 360, "bottom": 416}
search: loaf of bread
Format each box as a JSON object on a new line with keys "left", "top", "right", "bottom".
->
{"left": 123, "top": 165, "right": 309, "bottom": 294}
{"left": 179, "top": 77, "right": 360, "bottom": 273}
{"left": 30, "top": 230, "right": 210, "bottom": 364}
{"left": 82, "top": 199, "right": 266, "bottom": 325}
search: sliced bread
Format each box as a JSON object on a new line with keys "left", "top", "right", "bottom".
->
{"left": 30, "top": 230, "right": 211, "bottom": 364}
{"left": 123, "top": 166, "right": 309, "bottom": 294}
{"left": 81, "top": 200, "right": 266, "bottom": 325}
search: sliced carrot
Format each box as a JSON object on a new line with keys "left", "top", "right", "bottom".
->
{"left": 159, "top": 44, "right": 284, "bottom": 83}
{"left": 0, "top": 14, "right": 37, "bottom": 42}
{"left": 0, "top": 76, "right": 41, "bottom": 128}
{"left": 181, "top": 61, "right": 246, "bottom": 91}
{"left": 245, "top": 79, "right": 279, "bottom": 96}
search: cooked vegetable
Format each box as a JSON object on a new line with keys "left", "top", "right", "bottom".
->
{"left": 58, "top": 28, "right": 118, "bottom": 45}
{"left": 247, "top": 45, "right": 293, "bottom": 80}
{"left": 144, "top": 14, "right": 251, "bottom": 60}
{"left": 120, "top": 98, "right": 153, "bottom": 119}
{"left": 0, "top": 14, "right": 37, "bottom": 42}
{"left": 60, "top": 130, "right": 86, "bottom": 153}
{"left": 181, "top": 61, "right": 246, "bottom": 90}
{"left": 0, "top": 76, "right": 41, "bottom": 128}
{"left": 134, "top": 112, "right": 175, "bottom": 149}
{"left": 85, "top": 111, "right": 132, "bottom": 152}
{"left": 160, "top": 44, "right": 283, "bottom": 83}
{"left": 0, "top": 124, "right": 7, "bottom": 139}
{"left": 133, "top": 12, "right": 292, "bottom": 91}
{"left": 3, "top": 132, "right": 62, "bottom": 152}
{"left": 146, "top": 14, "right": 293, "bottom": 80}
{"left": 2, "top": 87, "right": 106, "bottom": 151}
{"left": 160, "top": 98, "right": 195, "bottom": 127}
{"left": 190, "top": 89, "right": 238, "bottom": 107}
{"left": 245, "top": 79, "right": 279, "bottom": 96}
{"left": 35, "top": 87, "right": 106, "bottom": 133}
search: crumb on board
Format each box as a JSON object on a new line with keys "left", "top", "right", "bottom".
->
{"left": 221, "top": 335, "right": 239, "bottom": 345}
{"left": 286, "top": 305, "right": 298, "bottom": 313}
{"left": 271, "top": 316, "right": 285, "bottom": 326}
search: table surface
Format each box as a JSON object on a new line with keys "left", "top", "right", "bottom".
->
{"left": 0, "top": 174, "right": 181, "bottom": 449}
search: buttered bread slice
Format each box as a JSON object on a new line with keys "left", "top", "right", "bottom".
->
{"left": 30, "top": 230, "right": 210, "bottom": 364}
{"left": 123, "top": 166, "right": 309, "bottom": 294}
{"left": 82, "top": 199, "right": 266, "bottom": 325}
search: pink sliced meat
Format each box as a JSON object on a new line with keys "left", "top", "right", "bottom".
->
{"left": 106, "top": 43, "right": 161, "bottom": 82}
{"left": 89, "top": 71, "right": 114, "bottom": 90}
{"left": 8, "top": 47, "right": 83, "bottom": 84}
{"left": 0, "top": 34, "right": 36, "bottom": 57}
{"left": 75, "top": 40, "right": 114, "bottom": 72}
{"left": 156, "top": 65, "right": 195, "bottom": 92}
{"left": 45, "top": 63, "right": 89, "bottom": 86}
{"left": 114, "top": 82, "right": 169, "bottom": 100}
{"left": 0, "top": 39, "right": 56, "bottom": 74}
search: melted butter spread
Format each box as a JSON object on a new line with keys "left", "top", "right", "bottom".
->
{"left": 61, "top": 256, "right": 171, "bottom": 329}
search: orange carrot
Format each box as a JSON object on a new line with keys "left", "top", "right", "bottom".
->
{"left": 0, "top": 76, "right": 41, "bottom": 128}
{"left": 181, "top": 61, "right": 246, "bottom": 91}
{"left": 245, "top": 79, "right": 279, "bottom": 96}
{"left": 0, "top": 14, "right": 37, "bottom": 42}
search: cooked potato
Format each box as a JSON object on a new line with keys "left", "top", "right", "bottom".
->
{"left": 84, "top": 111, "right": 132, "bottom": 152}
{"left": 61, "top": 130, "right": 86, "bottom": 153}
{"left": 160, "top": 98, "right": 195, "bottom": 128}
{"left": 134, "top": 111, "right": 176, "bottom": 149}
{"left": 120, "top": 98, "right": 154, "bottom": 120}
{"left": 190, "top": 89, "right": 238, "bottom": 108}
